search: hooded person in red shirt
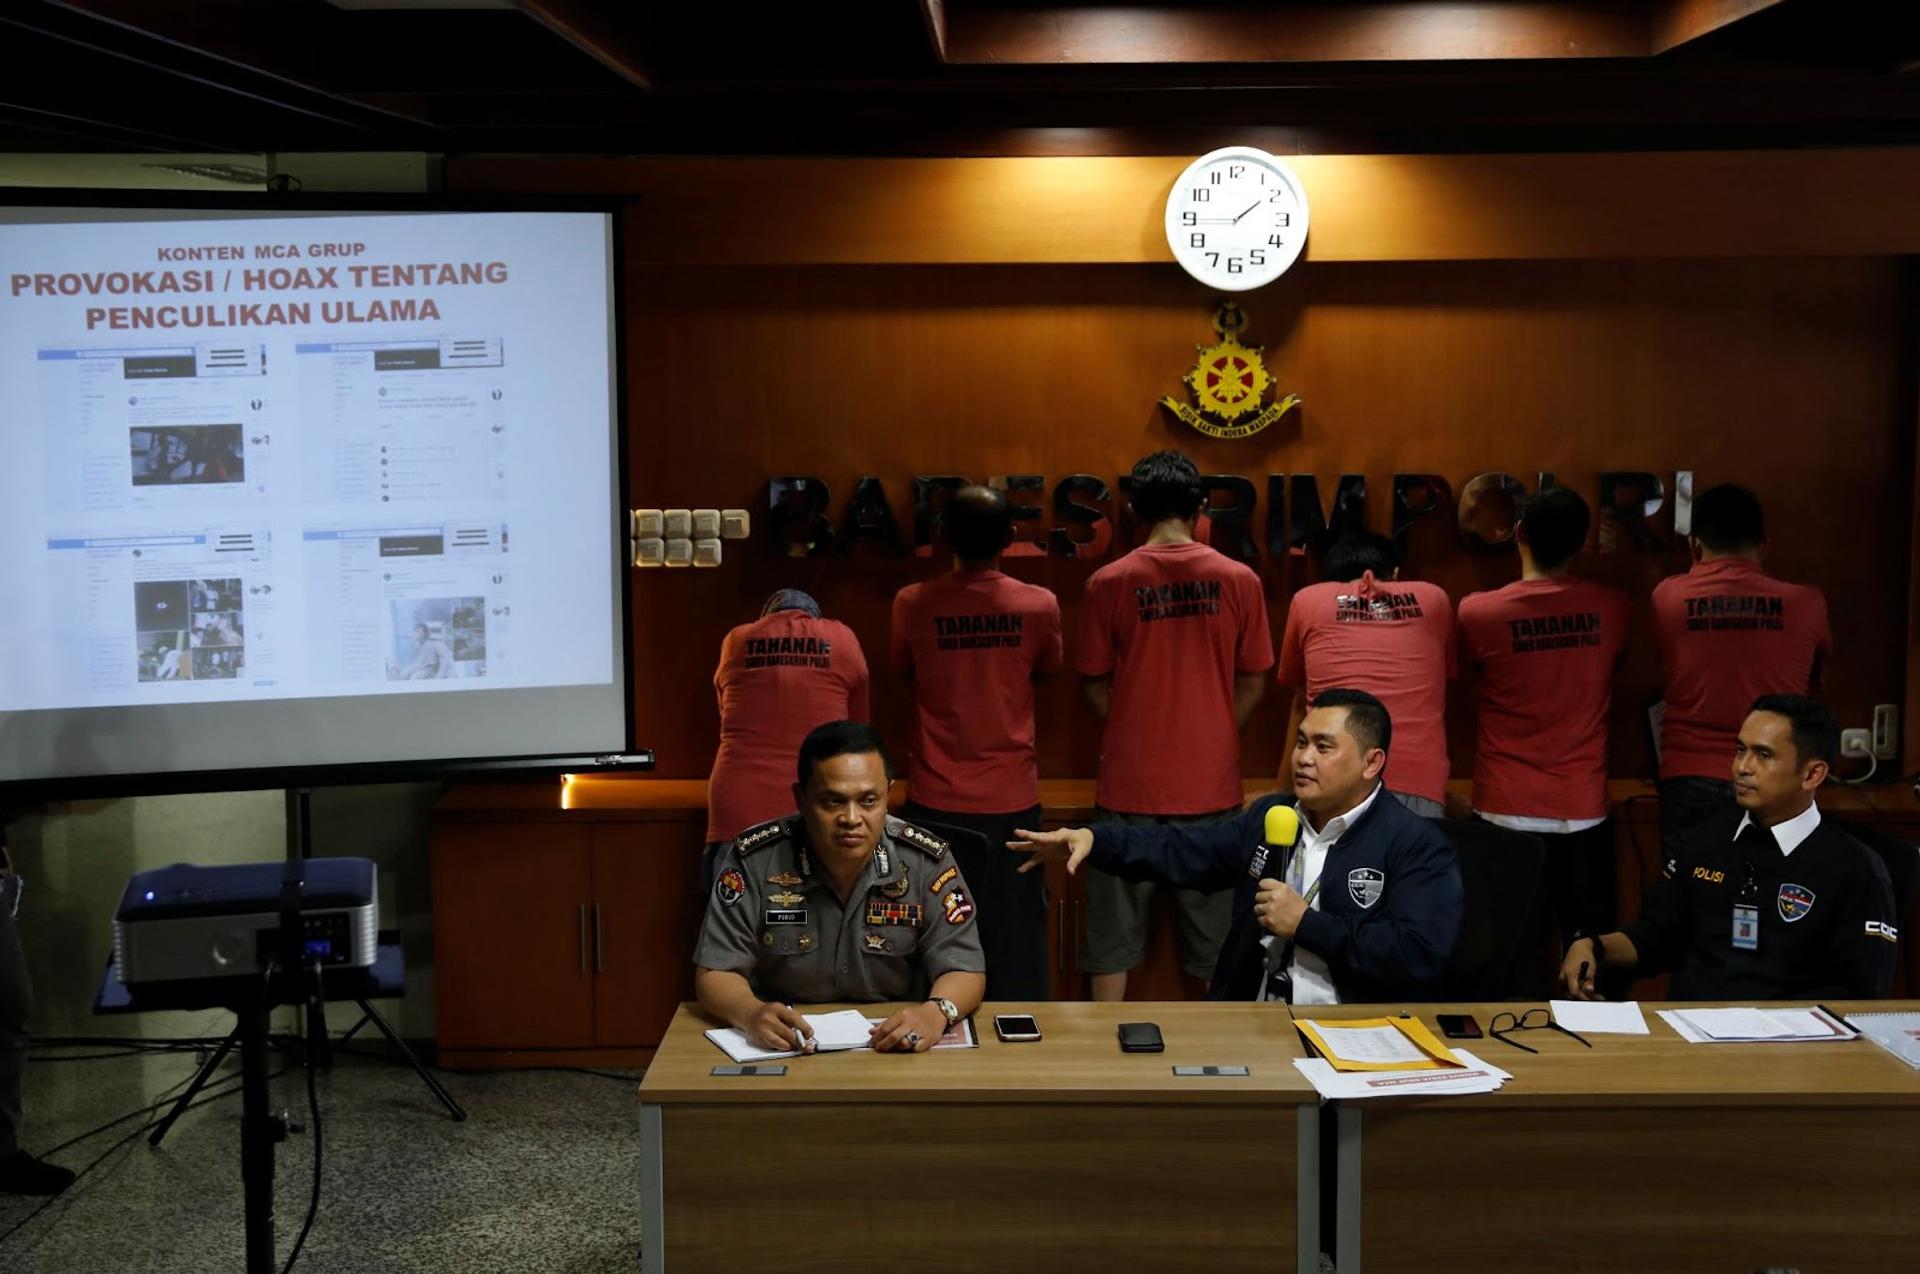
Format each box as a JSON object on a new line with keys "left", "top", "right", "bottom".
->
{"left": 704, "top": 590, "right": 869, "bottom": 888}
{"left": 1278, "top": 532, "right": 1455, "bottom": 817}
{"left": 1652, "top": 484, "right": 1830, "bottom": 857}
{"left": 892, "top": 485, "right": 1063, "bottom": 999}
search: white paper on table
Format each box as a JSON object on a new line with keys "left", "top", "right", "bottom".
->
{"left": 1661, "top": 1006, "right": 1856, "bottom": 1043}
{"left": 1550, "top": 999, "right": 1650, "bottom": 1035}
{"left": 1292, "top": 1050, "right": 1511, "bottom": 1100}
{"left": 703, "top": 1009, "right": 882, "bottom": 1063}
{"left": 1300, "top": 1022, "right": 1434, "bottom": 1066}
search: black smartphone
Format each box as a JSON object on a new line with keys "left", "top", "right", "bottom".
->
{"left": 1117, "top": 1021, "right": 1165, "bottom": 1053}
{"left": 1437, "top": 1013, "right": 1482, "bottom": 1040}
{"left": 994, "top": 1014, "right": 1042, "bottom": 1042}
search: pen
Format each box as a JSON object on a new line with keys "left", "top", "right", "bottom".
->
{"left": 1815, "top": 1003, "right": 1857, "bottom": 1034}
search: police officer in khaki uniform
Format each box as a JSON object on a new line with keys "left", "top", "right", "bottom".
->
{"left": 695, "top": 720, "right": 986, "bottom": 1054}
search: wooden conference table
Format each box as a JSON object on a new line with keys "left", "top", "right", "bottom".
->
{"left": 637, "top": 1001, "right": 1319, "bottom": 1272}
{"left": 1306, "top": 1000, "right": 1920, "bottom": 1274}
{"left": 641, "top": 999, "right": 1920, "bottom": 1273}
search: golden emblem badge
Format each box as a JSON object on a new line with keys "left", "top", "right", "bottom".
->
{"left": 1159, "top": 303, "right": 1300, "bottom": 441}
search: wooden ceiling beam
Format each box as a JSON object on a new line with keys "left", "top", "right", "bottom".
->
{"left": 941, "top": 3, "right": 1651, "bottom": 65}
{"left": 512, "top": 0, "right": 653, "bottom": 89}
{"left": 1650, "top": 0, "right": 1790, "bottom": 56}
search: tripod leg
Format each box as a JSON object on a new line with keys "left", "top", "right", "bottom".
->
{"left": 356, "top": 999, "right": 466, "bottom": 1121}
{"left": 149, "top": 1025, "right": 239, "bottom": 1148}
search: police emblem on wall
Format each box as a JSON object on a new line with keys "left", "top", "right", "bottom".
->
{"left": 1159, "top": 303, "right": 1301, "bottom": 441}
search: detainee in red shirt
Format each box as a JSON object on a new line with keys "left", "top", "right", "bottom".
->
{"left": 1653, "top": 483, "right": 1831, "bottom": 857}
{"left": 892, "top": 486, "right": 1064, "bottom": 999}
{"left": 705, "top": 590, "right": 869, "bottom": 886}
{"left": 1457, "top": 486, "right": 1628, "bottom": 945}
{"left": 1279, "top": 532, "right": 1454, "bottom": 817}
{"left": 1079, "top": 450, "right": 1273, "bottom": 1002}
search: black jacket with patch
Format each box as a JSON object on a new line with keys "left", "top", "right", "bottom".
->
{"left": 1088, "top": 789, "right": 1462, "bottom": 1003}
{"left": 1620, "top": 809, "right": 1897, "bottom": 1000}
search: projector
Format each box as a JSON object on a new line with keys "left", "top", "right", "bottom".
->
{"left": 114, "top": 858, "right": 378, "bottom": 985}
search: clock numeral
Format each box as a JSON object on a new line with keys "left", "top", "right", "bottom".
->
{"left": 1181, "top": 211, "right": 1197, "bottom": 227}
{"left": 1189, "top": 232, "right": 1206, "bottom": 249}
{"left": 1267, "top": 234, "right": 1285, "bottom": 247}
{"left": 1250, "top": 249, "right": 1266, "bottom": 266}
{"left": 1210, "top": 171, "right": 1223, "bottom": 185}
{"left": 1227, "top": 256, "right": 1244, "bottom": 275}
{"left": 1191, "top": 188, "right": 1211, "bottom": 202}
{"left": 1274, "top": 211, "right": 1292, "bottom": 227}
{"left": 1205, "top": 252, "right": 1220, "bottom": 269}
{"left": 1269, "top": 190, "right": 1286, "bottom": 204}
{"left": 1228, "top": 164, "right": 1245, "bottom": 179}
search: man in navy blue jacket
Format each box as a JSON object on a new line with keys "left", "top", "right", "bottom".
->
{"left": 1013, "top": 688, "right": 1463, "bottom": 1003}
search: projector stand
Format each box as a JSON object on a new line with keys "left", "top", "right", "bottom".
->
{"left": 282, "top": 787, "right": 466, "bottom": 1122}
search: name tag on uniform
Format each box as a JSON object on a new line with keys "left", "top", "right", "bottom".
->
{"left": 764, "top": 908, "right": 808, "bottom": 925}
{"left": 865, "top": 900, "right": 923, "bottom": 927}
{"left": 1732, "top": 903, "right": 1759, "bottom": 951}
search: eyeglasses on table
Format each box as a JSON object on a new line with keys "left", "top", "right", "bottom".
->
{"left": 1488, "top": 1007, "right": 1592, "bottom": 1054}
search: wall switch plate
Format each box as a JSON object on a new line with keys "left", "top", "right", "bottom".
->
{"left": 663, "top": 537, "right": 694, "bottom": 567}
{"left": 632, "top": 537, "right": 665, "bottom": 568}
{"left": 692, "top": 538, "right": 723, "bottom": 567}
{"left": 663, "top": 508, "right": 692, "bottom": 539}
{"left": 1841, "top": 728, "right": 1872, "bottom": 759}
{"left": 632, "top": 509, "right": 664, "bottom": 539}
{"left": 1872, "top": 704, "right": 1899, "bottom": 760}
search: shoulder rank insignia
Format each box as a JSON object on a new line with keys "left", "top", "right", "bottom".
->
{"left": 892, "top": 820, "right": 949, "bottom": 859}
{"left": 734, "top": 819, "right": 790, "bottom": 858}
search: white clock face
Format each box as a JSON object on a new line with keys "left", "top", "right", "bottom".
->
{"left": 1163, "top": 147, "right": 1310, "bottom": 292}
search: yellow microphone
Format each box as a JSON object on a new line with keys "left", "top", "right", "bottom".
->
{"left": 1263, "top": 804, "right": 1300, "bottom": 851}
{"left": 1250, "top": 803, "right": 1301, "bottom": 882}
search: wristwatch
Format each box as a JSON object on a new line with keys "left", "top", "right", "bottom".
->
{"left": 930, "top": 997, "right": 960, "bottom": 1028}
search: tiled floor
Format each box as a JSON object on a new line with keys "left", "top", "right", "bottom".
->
{"left": 0, "top": 1042, "right": 643, "bottom": 1273}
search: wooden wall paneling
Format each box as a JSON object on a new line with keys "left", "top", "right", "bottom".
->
{"left": 447, "top": 150, "right": 1920, "bottom": 264}
{"left": 626, "top": 257, "right": 1909, "bottom": 788}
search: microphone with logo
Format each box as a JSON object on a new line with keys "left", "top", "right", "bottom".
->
{"left": 1256, "top": 804, "right": 1302, "bottom": 1004}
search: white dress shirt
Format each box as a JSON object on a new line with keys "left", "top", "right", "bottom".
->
{"left": 1733, "top": 801, "right": 1821, "bottom": 857}
{"left": 1259, "top": 782, "right": 1384, "bottom": 1005}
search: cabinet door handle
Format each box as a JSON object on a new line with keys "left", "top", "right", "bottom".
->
{"left": 578, "top": 903, "right": 589, "bottom": 974}
{"left": 593, "top": 902, "right": 604, "bottom": 974}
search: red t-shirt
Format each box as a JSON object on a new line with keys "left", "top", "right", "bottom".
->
{"left": 1278, "top": 573, "right": 1456, "bottom": 804}
{"left": 1457, "top": 577, "right": 1628, "bottom": 820}
{"left": 1078, "top": 541, "right": 1273, "bottom": 815}
{"left": 706, "top": 611, "right": 869, "bottom": 843}
{"left": 1652, "top": 558, "right": 1831, "bottom": 781}
{"left": 891, "top": 569, "right": 1063, "bottom": 814}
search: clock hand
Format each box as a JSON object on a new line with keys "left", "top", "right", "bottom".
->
{"left": 1232, "top": 201, "right": 1262, "bottom": 224}
{"left": 1193, "top": 217, "right": 1235, "bottom": 225}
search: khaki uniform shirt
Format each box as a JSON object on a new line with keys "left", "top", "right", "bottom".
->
{"left": 693, "top": 814, "right": 985, "bottom": 1002}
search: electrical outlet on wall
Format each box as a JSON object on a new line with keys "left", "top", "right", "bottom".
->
{"left": 1840, "top": 728, "right": 1872, "bottom": 759}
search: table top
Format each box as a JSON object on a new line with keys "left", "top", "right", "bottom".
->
{"left": 640, "top": 1000, "right": 1315, "bottom": 1105}
{"left": 1298, "top": 1000, "right": 1920, "bottom": 1107}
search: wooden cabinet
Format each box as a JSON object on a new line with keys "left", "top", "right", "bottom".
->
{"left": 432, "top": 782, "right": 705, "bottom": 1067}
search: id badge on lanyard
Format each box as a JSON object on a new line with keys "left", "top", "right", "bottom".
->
{"left": 1732, "top": 861, "right": 1759, "bottom": 952}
